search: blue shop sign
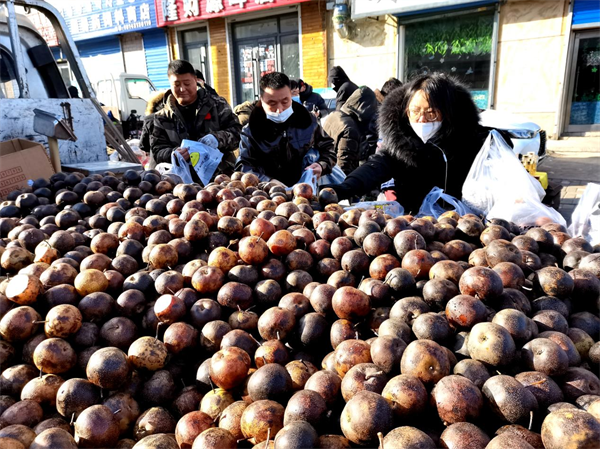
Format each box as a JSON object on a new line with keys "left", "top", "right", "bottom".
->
{"left": 56, "top": 0, "right": 157, "bottom": 41}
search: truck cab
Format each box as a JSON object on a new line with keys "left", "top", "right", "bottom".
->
{"left": 94, "top": 73, "right": 157, "bottom": 138}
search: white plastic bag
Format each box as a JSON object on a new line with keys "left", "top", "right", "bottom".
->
{"left": 462, "top": 130, "right": 545, "bottom": 215}
{"left": 568, "top": 182, "right": 600, "bottom": 245}
{"left": 170, "top": 151, "right": 194, "bottom": 184}
{"left": 417, "top": 187, "right": 475, "bottom": 218}
{"left": 181, "top": 139, "right": 223, "bottom": 186}
{"left": 345, "top": 201, "right": 404, "bottom": 218}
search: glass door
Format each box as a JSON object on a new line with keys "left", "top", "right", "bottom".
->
{"left": 180, "top": 28, "right": 210, "bottom": 85}
{"left": 236, "top": 38, "right": 277, "bottom": 103}
{"left": 566, "top": 30, "right": 600, "bottom": 133}
{"left": 232, "top": 13, "right": 299, "bottom": 104}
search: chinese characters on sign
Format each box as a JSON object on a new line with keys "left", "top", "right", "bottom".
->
{"left": 156, "top": 0, "right": 307, "bottom": 26}
{"left": 53, "top": 0, "right": 157, "bottom": 40}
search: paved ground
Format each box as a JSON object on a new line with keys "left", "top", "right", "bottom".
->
{"left": 541, "top": 136, "right": 600, "bottom": 224}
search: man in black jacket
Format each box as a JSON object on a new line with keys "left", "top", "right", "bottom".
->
{"left": 235, "top": 72, "right": 336, "bottom": 187}
{"left": 150, "top": 60, "right": 241, "bottom": 178}
{"left": 328, "top": 66, "right": 358, "bottom": 111}
{"left": 323, "top": 86, "right": 378, "bottom": 175}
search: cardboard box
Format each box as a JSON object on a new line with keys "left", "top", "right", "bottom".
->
{"left": 0, "top": 139, "right": 55, "bottom": 199}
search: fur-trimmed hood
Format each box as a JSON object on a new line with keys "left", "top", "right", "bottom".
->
{"left": 145, "top": 91, "right": 166, "bottom": 115}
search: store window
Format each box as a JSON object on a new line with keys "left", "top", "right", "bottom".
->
{"left": 180, "top": 28, "right": 210, "bottom": 85}
{"left": 233, "top": 13, "right": 300, "bottom": 104}
{"left": 402, "top": 11, "right": 495, "bottom": 109}
{"left": 567, "top": 31, "right": 600, "bottom": 132}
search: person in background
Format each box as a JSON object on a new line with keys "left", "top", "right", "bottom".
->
{"left": 328, "top": 66, "right": 358, "bottom": 111}
{"left": 297, "top": 78, "right": 327, "bottom": 116}
{"left": 139, "top": 91, "right": 165, "bottom": 165}
{"left": 151, "top": 60, "right": 241, "bottom": 180}
{"left": 323, "top": 73, "right": 511, "bottom": 214}
{"left": 375, "top": 77, "right": 402, "bottom": 104}
{"left": 195, "top": 69, "right": 220, "bottom": 98}
{"left": 290, "top": 80, "right": 301, "bottom": 103}
{"left": 322, "top": 86, "right": 378, "bottom": 175}
{"left": 236, "top": 72, "right": 336, "bottom": 186}
{"left": 68, "top": 85, "right": 80, "bottom": 98}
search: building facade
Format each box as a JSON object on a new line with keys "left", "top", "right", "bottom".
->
{"left": 342, "top": 0, "right": 598, "bottom": 138}
{"left": 47, "top": 0, "right": 171, "bottom": 90}
{"left": 153, "top": 0, "right": 327, "bottom": 105}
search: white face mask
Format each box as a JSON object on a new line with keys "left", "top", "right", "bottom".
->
{"left": 265, "top": 105, "right": 294, "bottom": 123}
{"left": 410, "top": 121, "right": 442, "bottom": 143}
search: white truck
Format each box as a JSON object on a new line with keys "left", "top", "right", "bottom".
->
{"left": 0, "top": 0, "right": 140, "bottom": 173}
{"left": 94, "top": 73, "right": 157, "bottom": 139}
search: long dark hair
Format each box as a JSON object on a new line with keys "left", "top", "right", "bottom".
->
{"left": 397, "top": 73, "right": 480, "bottom": 139}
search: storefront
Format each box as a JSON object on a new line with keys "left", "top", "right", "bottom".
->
{"left": 352, "top": 0, "right": 499, "bottom": 109}
{"left": 47, "top": 0, "right": 170, "bottom": 89}
{"left": 564, "top": 0, "right": 600, "bottom": 133}
{"left": 155, "top": 0, "right": 319, "bottom": 105}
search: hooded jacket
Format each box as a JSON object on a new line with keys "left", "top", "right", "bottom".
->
{"left": 328, "top": 66, "right": 358, "bottom": 111}
{"left": 150, "top": 88, "right": 241, "bottom": 175}
{"left": 326, "top": 86, "right": 511, "bottom": 214}
{"left": 233, "top": 101, "right": 258, "bottom": 127}
{"left": 323, "top": 86, "right": 378, "bottom": 174}
{"left": 299, "top": 82, "right": 327, "bottom": 114}
{"left": 140, "top": 91, "right": 166, "bottom": 156}
{"left": 235, "top": 101, "right": 337, "bottom": 187}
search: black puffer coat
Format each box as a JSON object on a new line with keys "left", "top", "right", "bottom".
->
{"left": 322, "top": 86, "right": 378, "bottom": 174}
{"left": 150, "top": 88, "right": 241, "bottom": 175}
{"left": 328, "top": 86, "right": 511, "bottom": 214}
{"left": 235, "top": 101, "right": 336, "bottom": 187}
{"left": 328, "top": 66, "right": 358, "bottom": 111}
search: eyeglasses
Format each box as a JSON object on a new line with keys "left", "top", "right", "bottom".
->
{"left": 407, "top": 107, "right": 439, "bottom": 122}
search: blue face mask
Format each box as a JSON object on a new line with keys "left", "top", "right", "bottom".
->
{"left": 265, "top": 105, "right": 294, "bottom": 123}
{"left": 292, "top": 96, "right": 301, "bottom": 103}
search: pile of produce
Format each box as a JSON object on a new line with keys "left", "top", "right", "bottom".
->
{"left": 0, "top": 169, "right": 599, "bottom": 449}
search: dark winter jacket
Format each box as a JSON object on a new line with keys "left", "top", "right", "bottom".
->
{"left": 327, "top": 87, "right": 511, "bottom": 214}
{"left": 328, "top": 66, "right": 358, "bottom": 111}
{"left": 140, "top": 91, "right": 166, "bottom": 157}
{"left": 150, "top": 88, "right": 241, "bottom": 175}
{"left": 233, "top": 101, "right": 258, "bottom": 127}
{"left": 323, "top": 86, "right": 378, "bottom": 174}
{"left": 299, "top": 83, "right": 328, "bottom": 115}
{"left": 235, "top": 101, "right": 337, "bottom": 187}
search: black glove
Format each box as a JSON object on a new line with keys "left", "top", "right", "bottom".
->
{"left": 320, "top": 183, "right": 353, "bottom": 200}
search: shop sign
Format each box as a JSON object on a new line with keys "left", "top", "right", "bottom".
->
{"left": 351, "top": 0, "right": 491, "bottom": 20}
{"left": 155, "top": 0, "right": 309, "bottom": 26}
{"left": 49, "top": 0, "right": 157, "bottom": 41}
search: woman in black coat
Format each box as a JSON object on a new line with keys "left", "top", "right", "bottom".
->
{"left": 326, "top": 73, "right": 507, "bottom": 214}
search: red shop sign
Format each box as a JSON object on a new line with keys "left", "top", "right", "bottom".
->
{"left": 155, "top": 0, "right": 310, "bottom": 26}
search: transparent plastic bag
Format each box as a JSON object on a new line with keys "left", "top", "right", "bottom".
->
{"left": 286, "top": 168, "right": 319, "bottom": 194}
{"left": 462, "top": 130, "right": 545, "bottom": 215}
{"left": 170, "top": 151, "right": 194, "bottom": 184}
{"left": 487, "top": 197, "right": 567, "bottom": 228}
{"left": 417, "top": 187, "right": 475, "bottom": 218}
{"left": 345, "top": 201, "right": 404, "bottom": 218}
{"left": 302, "top": 147, "right": 346, "bottom": 186}
{"left": 568, "top": 182, "right": 600, "bottom": 245}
